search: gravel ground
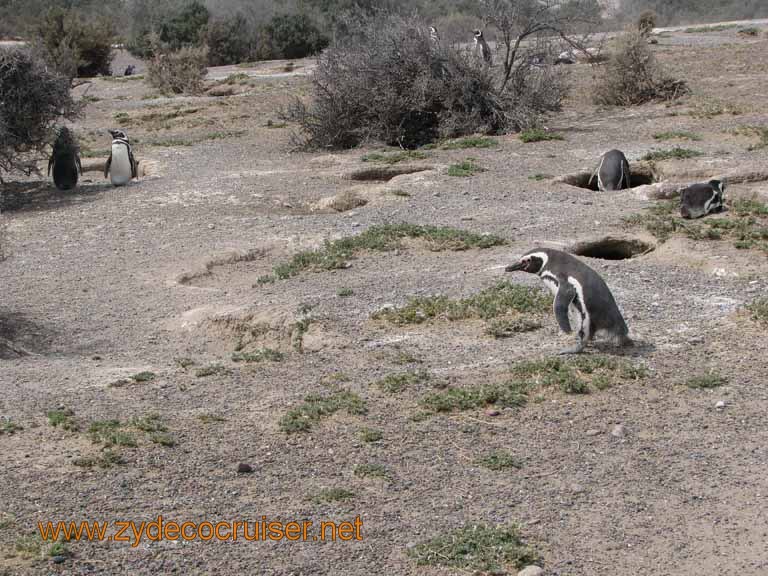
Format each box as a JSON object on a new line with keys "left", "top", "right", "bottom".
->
{"left": 1, "top": 25, "right": 768, "bottom": 576}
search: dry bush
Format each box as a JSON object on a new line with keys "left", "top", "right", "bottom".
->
{"left": 636, "top": 10, "right": 657, "bottom": 37}
{"left": 592, "top": 31, "right": 688, "bottom": 106}
{"left": 430, "top": 13, "right": 486, "bottom": 45}
{"left": 0, "top": 48, "right": 80, "bottom": 180}
{"left": 146, "top": 42, "right": 209, "bottom": 95}
{"left": 289, "top": 12, "right": 565, "bottom": 149}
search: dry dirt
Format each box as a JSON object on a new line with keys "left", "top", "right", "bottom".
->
{"left": 1, "top": 25, "right": 768, "bottom": 576}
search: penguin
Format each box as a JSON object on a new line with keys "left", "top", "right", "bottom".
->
{"left": 104, "top": 129, "right": 138, "bottom": 187}
{"left": 429, "top": 26, "right": 440, "bottom": 46}
{"left": 505, "top": 248, "right": 632, "bottom": 355}
{"left": 555, "top": 49, "right": 576, "bottom": 65}
{"left": 48, "top": 127, "right": 82, "bottom": 191}
{"left": 590, "top": 149, "right": 631, "bottom": 191}
{"left": 473, "top": 30, "right": 492, "bottom": 65}
{"left": 680, "top": 179, "right": 725, "bottom": 219}
{"left": 124, "top": 64, "right": 136, "bottom": 76}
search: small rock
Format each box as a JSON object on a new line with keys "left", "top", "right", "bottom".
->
{"left": 207, "top": 223, "right": 215, "bottom": 230}
{"left": 485, "top": 408, "right": 500, "bottom": 417}
{"left": 206, "top": 85, "right": 237, "bottom": 97}
{"left": 586, "top": 429, "right": 600, "bottom": 436}
{"left": 472, "top": 196, "right": 480, "bottom": 201}
{"left": 715, "top": 400, "right": 726, "bottom": 410}
{"left": 517, "top": 566, "right": 544, "bottom": 576}
{"left": 611, "top": 424, "right": 625, "bottom": 438}
{"left": 236, "top": 463, "right": 254, "bottom": 474}
{"left": 51, "top": 555, "right": 67, "bottom": 564}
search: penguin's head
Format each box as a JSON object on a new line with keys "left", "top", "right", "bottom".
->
{"left": 505, "top": 252, "right": 546, "bottom": 274}
{"left": 109, "top": 129, "right": 128, "bottom": 141}
{"left": 473, "top": 29, "right": 483, "bottom": 39}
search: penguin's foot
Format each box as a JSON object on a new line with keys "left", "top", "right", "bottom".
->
{"left": 557, "top": 343, "right": 584, "bottom": 355}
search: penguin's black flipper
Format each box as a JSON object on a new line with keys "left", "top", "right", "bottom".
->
{"left": 128, "top": 148, "right": 138, "bottom": 179}
{"left": 554, "top": 284, "right": 576, "bottom": 334}
{"left": 48, "top": 155, "right": 54, "bottom": 177}
{"left": 623, "top": 159, "right": 631, "bottom": 189}
{"left": 104, "top": 153, "right": 112, "bottom": 179}
{"left": 76, "top": 155, "right": 82, "bottom": 175}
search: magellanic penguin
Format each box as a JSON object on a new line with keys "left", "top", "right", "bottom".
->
{"left": 48, "top": 127, "right": 82, "bottom": 191}
{"left": 473, "top": 30, "right": 492, "bottom": 65}
{"left": 506, "top": 248, "right": 632, "bottom": 354}
{"left": 680, "top": 179, "right": 725, "bottom": 219}
{"left": 590, "top": 149, "right": 631, "bottom": 191}
{"left": 429, "top": 26, "right": 440, "bottom": 45}
{"left": 105, "top": 129, "right": 138, "bottom": 186}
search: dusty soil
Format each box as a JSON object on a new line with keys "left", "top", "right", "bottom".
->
{"left": 1, "top": 24, "right": 768, "bottom": 576}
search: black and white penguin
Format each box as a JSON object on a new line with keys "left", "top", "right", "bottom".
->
{"left": 680, "top": 179, "right": 725, "bottom": 219}
{"left": 591, "top": 149, "right": 630, "bottom": 191}
{"left": 473, "top": 30, "right": 492, "bottom": 65}
{"left": 506, "top": 248, "right": 632, "bottom": 354}
{"left": 48, "top": 127, "right": 82, "bottom": 191}
{"left": 104, "top": 129, "right": 138, "bottom": 186}
{"left": 429, "top": 26, "right": 440, "bottom": 45}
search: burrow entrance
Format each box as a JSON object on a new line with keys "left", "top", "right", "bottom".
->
{"left": 345, "top": 165, "right": 434, "bottom": 182}
{"left": 557, "top": 163, "right": 656, "bottom": 191}
{"left": 569, "top": 236, "right": 654, "bottom": 260}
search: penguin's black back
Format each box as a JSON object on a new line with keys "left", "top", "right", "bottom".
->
{"left": 50, "top": 128, "right": 81, "bottom": 191}
{"left": 539, "top": 249, "right": 629, "bottom": 337}
{"left": 598, "top": 149, "right": 630, "bottom": 191}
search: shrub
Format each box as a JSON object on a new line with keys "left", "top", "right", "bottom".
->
{"left": 128, "top": 0, "right": 209, "bottom": 58}
{"left": 0, "top": 48, "right": 80, "bottom": 179}
{"left": 206, "top": 13, "right": 253, "bottom": 66}
{"left": 35, "top": 7, "right": 115, "bottom": 79}
{"left": 290, "top": 12, "right": 562, "bottom": 149}
{"left": 637, "top": 10, "right": 657, "bottom": 36}
{"left": 592, "top": 31, "right": 688, "bottom": 106}
{"left": 264, "top": 13, "right": 329, "bottom": 60}
{"left": 158, "top": 1, "right": 210, "bottom": 52}
{"left": 146, "top": 42, "right": 209, "bottom": 95}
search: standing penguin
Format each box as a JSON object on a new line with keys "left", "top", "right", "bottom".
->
{"left": 590, "top": 149, "right": 631, "bottom": 191}
{"left": 473, "top": 30, "right": 492, "bottom": 65}
{"left": 429, "top": 26, "right": 440, "bottom": 46}
{"left": 506, "top": 248, "right": 632, "bottom": 354}
{"left": 680, "top": 179, "right": 725, "bottom": 219}
{"left": 104, "top": 129, "right": 138, "bottom": 187}
{"left": 48, "top": 127, "right": 82, "bottom": 191}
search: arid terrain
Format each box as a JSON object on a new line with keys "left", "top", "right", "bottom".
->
{"left": 1, "top": 23, "right": 768, "bottom": 576}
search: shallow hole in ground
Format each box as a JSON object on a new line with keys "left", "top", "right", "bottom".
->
{"left": 345, "top": 165, "right": 433, "bottom": 182}
{"left": 569, "top": 236, "right": 654, "bottom": 260}
{"left": 558, "top": 164, "right": 657, "bottom": 191}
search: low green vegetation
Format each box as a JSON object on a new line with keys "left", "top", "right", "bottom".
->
{"left": 421, "top": 381, "right": 529, "bottom": 413}
{"left": 746, "top": 298, "right": 768, "bottom": 325}
{"left": 407, "top": 524, "right": 539, "bottom": 572}
{"left": 311, "top": 488, "right": 355, "bottom": 503}
{"left": 652, "top": 131, "right": 701, "bottom": 141}
{"left": 528, "top": 173, "right": 553, "bottom": 181}
{"left": 0, "top": 419, "right": 23, "bottom": 435}
{"left": 198, "top": 413, "right": 227, "bottom": 424}
{"left": 359, "top": 427, "right": 383, "bottom": 443}
{"left": 686, "top": 373, "right": 727, "bottom": 389}
{"left": 231, "top": 348, "right": 284, "bottom": 363}
{"left": 731, "top": 125, "right": 768, "bottom": 151}
{"left": 147, "top": 130, "right": 247, "bottom": 147}
{"left": 353, "top": 463, "right": 389, "bottom": 479}
{"left": 690, "top": 98, "right": 743, "bottom": 119}
{"left": 130, "top": 371, "right": 156, "bottom": 382}
{"left": 476, "top": 450, "right": 523, "bottom": 471}
{"left": 485, "top": 317, "right": 542, "bottom": 338}
{"left": 195, "top": 363, "right": 229, "bottom": 377}
{"left": 262, "top": 224, "right": 505, "bottom": 281}
{"left": 375, "top": 370, "right": 430, "bottom": 394}
{"left": 373, "top": 282, "right": 550, "bottom": 326}
{"left": 684, "top": 24, "right": 737, "bottom": 33}
{"left": 641, "top": 147, "right": 703, "bottom": 161}
{"left": 437, "top": 136, "right": 497, "bottom": 150}
{"left": 447, "top": 159, "right": 485, "bottom": 177}
{"left": 362, "top": 150, "right": 429, "bottom": 164}
{"left": 47, "top": 408, "right": 79, "bottom": 432}
{"left": 88, "top": 420, "right": 138, "bottom": 447}
{"left": 337, "top": 287, "right": 354, "bottom": 297}
{"left": 738, "top": 27, "right": 759, "bottom": 36}
{"left": 519, "top": 128, "right": 564, "bottom": 143}
{"left": 280, "top": 390, "right": 366, "bottom": 433}
{"left": 73, "top": 449, "right": 124, "bottom": 469}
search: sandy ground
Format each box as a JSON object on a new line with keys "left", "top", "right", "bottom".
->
{"left": 1, "top": 22, "right": 768, "bottom": 576}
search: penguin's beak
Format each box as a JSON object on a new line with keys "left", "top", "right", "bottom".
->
{"left": 505, "top": 261, "right": 524, "bottom": 272}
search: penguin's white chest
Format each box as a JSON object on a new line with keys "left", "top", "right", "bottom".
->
{"left": 110, "top": 144, "right": 132, "bottom": 186}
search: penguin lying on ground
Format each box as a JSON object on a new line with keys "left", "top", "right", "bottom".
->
{"left": 506, "top": 248, "right": 632, "bottom": 355}
{"left": 680, "top": 179, "right": 725, "bottom": 219}
{"left": 590, "top": 149, "right": 631, "bottom": 191}
{"left": 48, "top": 127, "right": 82, "bottom": 191}
{"left": 105, "top": 129, "right": 138, "bottom": 187}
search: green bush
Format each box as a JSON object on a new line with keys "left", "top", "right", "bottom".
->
{"left": 35, "top": 7, "right": 115, "bottom": 79}
{"left": 128, "top": 0, "right": 209, "bottom": 58}
{"left": 159, "top": 1, "right": 209, "bottom": 52}
{"left": 206, "top": 13, "right": 253, "bottom": 66}
{"left": 146, "top": 42, "right": 209, "bottom": 95}
{"left": 264, "top": 13, "right": 329, "bottom": 60}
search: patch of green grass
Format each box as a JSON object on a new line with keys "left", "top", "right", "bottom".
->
{"left": 198, "top": 413, "right": 227, "bottom": 424}
{"left": 519, "top": 128, "right": 564, "bottom": 143}
{"left": 476, "top": 450, "right": 523, "bottom": 471}
{"left": 311, "top": 487, "right": 355, "bottom": 503}
{"left": 73, "top": 449, "right": 124, "bottom": 468}
{"left": 149, "top": 432, "right": 176, "bottom": 446}
{"left": 265, "top": 120, "right": 288, "bottom": 128}
{"left": 746, "top": 298, "right": 768, "bottom": 325}
{"left": 652, "top": 131, "right": 702, "bottom": 141}
{"left": 130, "top": 371, "right": 155, "bottom": 382}
{"left": 447, "top": 158, "right": 485, "bottom": 177}
{"left": 88, "top": 420, "right": 137, "bottom": 447}
{"left": 195, "top": 363, "right": 229, "bottom": 377}
{"left": 528, "top": 173, "right": 553, "bottom": 181}
{"left": 147, "top": 130, "right": 247, "bottom": 148}
{"left": 113, "top": 111, "right": 132, "bottom": 125}
{"left": 223, "top": 72, "right": 250, "bottom": 84}
{"left": 439, "top": 136, "right": 497, "bottom": 150}
{"left": 268, "top": 224, "right": 505, "bottom": 280}
{"left": 231, "top": 348, "right": 284, "bottom": 363}
{"left": 175, "top": 357, "right": 196, "bottom": 369}
{"left": 684, "top": 24, "right": 737, "bottom": 33}
{"left": 390, "top": 189, "right": 411, "bottom": 197}
{"left": 80, "top": 148, "right": 110, "bottom": 158}
{"left": 485, "top": 317, "right": 542, "bottom": 338}
{"left": 47, "top": 408, "right": 79, "bottom": 432}
{"left": 738, "top": 26, "right": 759, "bottom": 36}
{"left": 354, "top": 463, "right": 389, "bottom": 479}
{"left": 362, "top": 150, "right": 429, "bottom": 164}
{"left": 280, "top": 390, "right": 366, "bottom": 433}
{"left": 374, "top": 282, "right": 550, "bottom": 326}
{"left": 375, "top": 370, "right": 430, "bottom": 393}
{"left": 131, "top": 413, "right": 167, "bottom": 433}
{"left": 359, "top": 427, "right": 383, "bottom": 443}
{"left": 407, "top": 524, "right": 539, "bottom": 572}
{"left": 641, "top": 147, "right": 703, "bottom": 161}
{"left": 337, "top": 287, "right": 354, "bottom": 297}
{"left": 421, "top": 381, "right": 529, "bottom": 413}
{"left": 0, "top": 419, "right": 23, "bottom": 435}
{"left": 686, "top": 372, "right": 727, "bottom": 389}
{"left": 691, "top": 98, "right": 743, "bottom": 119}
